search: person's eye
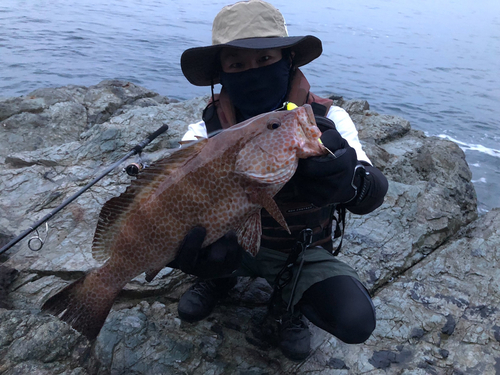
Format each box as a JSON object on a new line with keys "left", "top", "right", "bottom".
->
{"left": 229, "top": 62, "right": 243, "bottom": 69}
{"left": 260, "top": 55, "right": 271, "bottom": 62}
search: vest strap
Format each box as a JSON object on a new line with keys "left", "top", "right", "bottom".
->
{"left": 202, "top": 102, "right": 223, "bottom": 135}
{"left": 310, "top": 101, "right": 328, "bottom": 117}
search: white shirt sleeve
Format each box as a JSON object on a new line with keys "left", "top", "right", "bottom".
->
{"left": 326, "top": 106, "right": 371, "bottom": 165}
{"left": 181, "top": 120, "right": 208, "bottom": 142}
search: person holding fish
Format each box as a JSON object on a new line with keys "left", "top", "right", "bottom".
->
{"left": 40, "top": 0, "right": 389, "bottom": 359}
{"left": 173, "top": 0, "right": 389, "bottom": 361}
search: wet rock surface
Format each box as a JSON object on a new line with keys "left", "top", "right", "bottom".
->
{"left": 1, "top": 81, "right": 497, "bottom": 374}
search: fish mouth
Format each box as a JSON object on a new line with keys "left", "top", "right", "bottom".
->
{"left": 295, "top": 105, "right": 327, "bottom": 158}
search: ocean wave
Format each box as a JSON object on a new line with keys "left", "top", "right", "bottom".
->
{"left": 437, "top": 135, "right": 500, "bottom": 158}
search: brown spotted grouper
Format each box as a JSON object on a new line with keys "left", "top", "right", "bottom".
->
{"left": 42, "top": 104, "right": 327, "bottom": 339}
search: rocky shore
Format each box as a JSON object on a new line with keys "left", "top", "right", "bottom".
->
{"left": 0, "top": 80, "right": 498, "bottom": 374}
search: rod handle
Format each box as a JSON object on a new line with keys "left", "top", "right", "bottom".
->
{"left": 132, "top": 123, "right": 169, "bottom": 154}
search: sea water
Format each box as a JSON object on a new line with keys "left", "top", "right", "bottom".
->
{"left": 1, "top": 0, "right": 499, "bottom": 211}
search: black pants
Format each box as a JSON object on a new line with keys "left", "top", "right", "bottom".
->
{"left": 298, "top": 275, "right": 376, "bottom": 344}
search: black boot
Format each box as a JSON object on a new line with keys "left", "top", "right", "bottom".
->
{"left": 279, "top": 309, "right": 311, "bottom": 361}
{"left": 177, "top": 277, "right": 237, "bottom": 322}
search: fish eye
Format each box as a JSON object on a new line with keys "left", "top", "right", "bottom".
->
{"left": 267, "top": 122, "right": 281, "bottom": 130}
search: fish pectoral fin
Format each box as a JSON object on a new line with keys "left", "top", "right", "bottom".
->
{"left": 237, "top": 212, "right": 262, "bottom": 256}
{"left": 247, "top": 189, "right": 290, "bottom": 234}
{"left": 145, "top": 267, "right": 164, "bottom": 282}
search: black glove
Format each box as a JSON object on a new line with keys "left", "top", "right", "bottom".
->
{"left": 295, "top": 128, "right": 358, "bottom": 207}
{"left": 343, "top": 164, "right": 389, "bottom": 215}
{"left": 169, "top": 227, "right": 244, "bottom": 279}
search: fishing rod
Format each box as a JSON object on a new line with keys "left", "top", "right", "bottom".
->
{"left": 0, "top": 123, "right": 169, "bottom": 256}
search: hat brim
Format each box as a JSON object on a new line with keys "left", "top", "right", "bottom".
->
{"left": 181, "top": 35, "right": 322, "bottom": 86}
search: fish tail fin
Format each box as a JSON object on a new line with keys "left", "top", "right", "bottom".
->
{"left": 42, "top": 273, "right": 118, "bottom": 340}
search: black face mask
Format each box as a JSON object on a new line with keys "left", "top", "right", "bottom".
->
{"left": 220, "top": 58, "right": 291, "bottom": 120}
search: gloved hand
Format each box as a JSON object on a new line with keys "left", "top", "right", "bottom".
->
{"left": 295, "top": 127, "right": 359, "bottom": 207}
{"left": 169, "top": 227, "right": 244, "bottom": 279}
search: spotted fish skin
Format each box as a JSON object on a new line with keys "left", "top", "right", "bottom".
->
{"left": 42, "top": 104, "right": 326, "bottom": 339}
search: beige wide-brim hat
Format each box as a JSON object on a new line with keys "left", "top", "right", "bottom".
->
{"left": 181, "top": 0, "right": 322, "bottom": 86}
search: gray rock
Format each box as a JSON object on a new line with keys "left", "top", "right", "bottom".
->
{"left": 363, "top": 208, "right": 500, "bottom": 374}
{"left": 0, "top": 265, "right": 18, "bottom": 308}
{"left": 82, "top": 80, "right": 166, "bottom": 126}
{"left": 0, "top": 80, "right": 173, "bottom": 158}
{"left": 0, "top": 83, "right": 494, "bottom": 374}
{"left": 0, "top": 92, "right": 87, "bottom": 156}
{"left": 0, "top": 309, "right": 91, "bottom": 374}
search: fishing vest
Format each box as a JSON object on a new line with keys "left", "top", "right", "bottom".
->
{"left": 203, "top": 69, "right": 339, "bottom": 253}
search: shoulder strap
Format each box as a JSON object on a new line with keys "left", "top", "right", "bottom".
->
{"left": 202, "top": 102, "right": 223, "bottom": 135}
{"left": 310, "top": 101, "right": 328, "bottom": 117}
{"left": 332, "top": 207, "right": 346, "bottom": 256}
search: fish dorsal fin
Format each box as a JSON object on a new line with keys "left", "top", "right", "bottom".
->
{"left": 92, "top": 194, "right": 133, "bottom": 262}
{"left": 247, "top": 188, "right": 290, "bottom": 235}
{"left": 237, "top": 212, "right": 262, "bottom": 256}
{"left": 92, "top": 139, "right": 208, "bottom": 262}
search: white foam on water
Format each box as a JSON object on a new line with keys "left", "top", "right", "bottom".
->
{"left": 472, "top": 177, "right": 488, "bottom": 184}
{"left": 437, "top": 134, "right": 500, "bottom": 158}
